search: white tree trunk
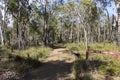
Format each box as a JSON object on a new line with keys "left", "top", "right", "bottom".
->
{"left": 77, "top": 24, "right": 80, "bottom": 43}
{"left": 0, "top": 25, "right": 4, "bottom": 45}
{"left": 83, "top": 27, "right": 88, "bottom": 50}
{"left": 117, "top": 2, "right": 120, "bottom": 46}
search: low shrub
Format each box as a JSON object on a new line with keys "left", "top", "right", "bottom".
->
{"left": 99, "top": 60, "right": 120, "bottom": 76}
{"left": 65, "top": 42, "right": 120, "bottom": 79}
{"left": 0, "top": 46, "right": 51, "bottom": 73}
{"left": 13, "top": 46, "right": 52, "bottom": 60}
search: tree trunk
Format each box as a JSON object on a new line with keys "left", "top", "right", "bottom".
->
{"left": 43, "top": 4, "right": 48, "bottom": 46}
{"left": 83, "top": 27, "right": 88, "bottom": 50}
{"left": 105, "top": 9, "right": 111, "bottom": 41}
{"left": 104, "top": 20, "right": 106, "bottom": 41}
{"left": 98, "top": 26, "right": 101, "bottom": 42}
{"left": 69, "top": 22, "right": 73, "bottom": 42}
{"left": 117, "top": 2, "right": 120, "bottom": 46}
{"left": 0, "top": 25, "right": 4, "bottom": 45}
{"left": 2, "top": 3, "right": 7, "bottom": 45}
{"left": 77, "top": 24, "right": 80, "bottom": 43}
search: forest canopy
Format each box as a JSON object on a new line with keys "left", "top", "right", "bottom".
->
{"left": 0, "top": 0, "right": 118, "bottom": 49}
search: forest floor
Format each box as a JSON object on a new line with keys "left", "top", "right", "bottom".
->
{"left": 22, "top": 47, "right": 76, "bottom": 80}
{"left": 1, "top": 43, "right": 120, "bottom": 80}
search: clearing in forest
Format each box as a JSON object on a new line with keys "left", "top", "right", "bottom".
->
{"left": 23, "top": 48, "right": 76, "bottom": 80}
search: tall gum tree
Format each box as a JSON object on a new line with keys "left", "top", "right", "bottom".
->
{"left": 0, "top": 10, "right": 4, "bottom": 45}
{"left": 7, "top": 0, "right": 30, "bottom": 49}
{"left": 0, "top": 0, "right": 8, "bottom": 45}
{"left": 116, "top": 0, "right": 120, "bottom": 46}
{"left": 75, "top": 0, "right": 98, "bottom": 49}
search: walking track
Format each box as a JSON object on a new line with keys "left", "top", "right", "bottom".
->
{"left": 23, "top": 48, "right": 76, "bottom": 80}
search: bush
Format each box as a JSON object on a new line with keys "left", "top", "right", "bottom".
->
{"left": 0, "top": 46, "right": 51, "bottom": 73}
{"left": 99, "top": 60, "right": 120, "bottom": 76}
{"left": 13, "top": 46, "right": 52, "bottom": 60}
{"left": 65, "top": 42, "right": 120, "bottom": 79}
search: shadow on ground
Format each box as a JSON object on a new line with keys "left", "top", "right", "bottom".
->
{"left": 58, "top": 49, "right": 70, "bottom": 54}
{"left": 0, "top": 48, "right": 42, "bottom": 80}
{"left": 50, "top": 44, "right": 66, "bottom": 49}
{"left": 74, "top": 59, "right": 109, "bottom": 80}
{"left": 22, "top": 60, "right": 73, "bottom": 80}
{"left": 0, "top": 47, "right": 74, "bottom": 80}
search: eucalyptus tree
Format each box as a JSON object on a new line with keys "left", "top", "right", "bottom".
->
{"left": 56, "top": 1, "right": 72, "bottom": 42}
{"left": 0, "top": 0, "right": 8, "bottom": 45}
{"left": 1, "top": 0, "right": 8, "bottom": 45}
{"left": 29, "top": 0, "right": 58, "bottom": 46}
{"left": 116, "top": 0, "right": 120, "bottom": 46}
{"left": 7, "top": 0, "right": 31, "bottom": 49}
{"left": 0, "top": 10, "right": 4, "bottom": 45}
{"left": 75, "top": 0, "right": 98, "bottom": 49}
{"left": 95, "top": 0, "right": 119, "bottom": 44}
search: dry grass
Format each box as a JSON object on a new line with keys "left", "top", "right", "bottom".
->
{"left": 13, "top": 46, "right": 52, "bottom": 60}
{"left": 0, "top": 46, "right": 52, "bottom": 73}
{"left": 65, "top": 42, "right": 120, "bottom": 80}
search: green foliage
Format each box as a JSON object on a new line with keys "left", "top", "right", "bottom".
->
{"left": 7, "top": 0, "right": 18, "bottom": 13}
{"left": 65, "top": 42, "right": 120, "bottom": 79}
{"left": 80, "top": 0, "right": 98, "bottom": 23}
{"left": 65, "top": 42, "right": 86, "bottom": 57}
{"left": 13, "top": 46, "right": 51, "bottom": 60}
{"left": 66, "top": 41, "right": 118, "bottom": 54}
{"left": 0, "top": 46, "right": 51, "bottom": 73}
{"left": 72, "top": 58, "right": 95, "bottom": 80}
{"left": 99, "top": 60, "right": 120, "bottom": 76}
{"left": 0, "top": 45, "right": 12, "bottom": 58}
{"left": 8, "top": 0, "right": 30, "bottom": 21}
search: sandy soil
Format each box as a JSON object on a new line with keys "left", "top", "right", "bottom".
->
{"left": 23, "top": 48, "right": 76, "bottom": 80}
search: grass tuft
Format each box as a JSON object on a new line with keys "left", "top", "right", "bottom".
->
{"left": 65, "top": 42, "right": 120, "bottom": 79}
{"left": 13, "top": 46, "right": 52, "bottom": 60}
{"left": 0, "top": 46, "right": 51, "bottom": 73}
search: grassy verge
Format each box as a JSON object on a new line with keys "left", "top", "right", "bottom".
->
{"left": 65, "top": 42, "right": 120, "bottom": 80}
{"left": 0, "top": 46, "right": 51, "bottom": 73}
{"left": 13, "top": 46, "right": 52, "bottom": 61}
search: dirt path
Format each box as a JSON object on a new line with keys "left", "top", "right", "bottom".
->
{"left": 23, "top": 48, "right": 76, "bottom": 80}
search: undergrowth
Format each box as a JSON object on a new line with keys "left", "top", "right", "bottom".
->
{"left": 65, "top": 42, "right": 120, "bottom": 79}
{"left": 13, "top": 46, "right": 51, "bottom": 60}
{"left": 0, "top": 46, "right": 51, "bottom": 73}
